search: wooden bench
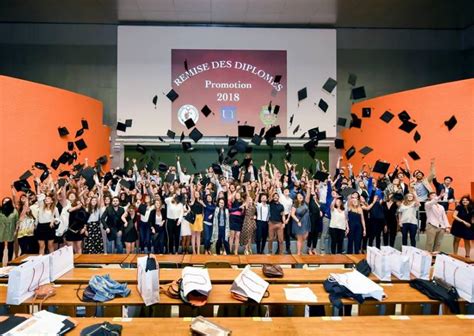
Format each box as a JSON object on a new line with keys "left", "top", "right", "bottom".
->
{"left": 68, "top": 316, "right": 474, "bottom": 336}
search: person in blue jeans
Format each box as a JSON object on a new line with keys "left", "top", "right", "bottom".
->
{"left": 397, "top": 192, "right": 420, "bottom": 247}
{"left": 150, "top": 198, "right": 166, "bottom": 253}
{"left": 203, "top": 195, "right": 216, "bottom": 254}
{"left": 346, "top": 198, "right": 366, "bottom": 254}
{"left": 213, "top": 198, "right": 230, "bottom": 255}
{"left": 100, "top": 196, "right": 125, "bottom": 254}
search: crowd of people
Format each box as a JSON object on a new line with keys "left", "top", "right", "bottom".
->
{"left": 0, "top": 154, "right": 472, "bottom": 264}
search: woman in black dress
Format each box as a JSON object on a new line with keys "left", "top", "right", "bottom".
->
{"left": 65, "top": 195, "right": 89, "bottom": 254}
{"left": 121, "top": 205, "right": 139, "bottom": 253}
{"left": 451, "top": 196, "right": 473, "bottom": 258}
{"left": 383, "top": 193, "right": 399, "bottom": 247}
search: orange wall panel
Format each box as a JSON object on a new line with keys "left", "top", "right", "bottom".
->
{"left": 0, "top": 76, "right": 110, "bottom": 198}
{"left": 341, "top": 79, "right": 474, "bottom": 197}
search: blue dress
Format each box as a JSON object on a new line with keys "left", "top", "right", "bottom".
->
{"left": 292, "top": 204, "right": 311, "bottom": 236}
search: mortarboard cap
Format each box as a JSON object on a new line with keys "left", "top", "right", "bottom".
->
{"left": 274, "top": 75, "right": 282, "bottom": 83}
{"left": 184, "top": 118, "right": 195, "bottom": 129}
{"left": 125, "top": 119, "right": 133, "bottom": 127}
{"left": 317, "top": 131, "right": 326, "bottom": 141}
{"left": 119, "top": 179, "right": 131, "bottom": 190}
{"left": 167, "top": 130, "right": 176, "bottom": 139}
{"left": 444, "top": 115, "right": 457, "bottom": 131}
{"left": 359, "top": 146, "right": 373, "bottom": 155}
{"left": 303, "top": 139, "right": 317, "bottom": 152}
{"left": 184, "top": 59, "right": 189, "bottom": 71}
{"left": 180, "top": 131, "right": 185, "bottom": 142}
{"left": 341, "top": 187, "right": 356, "bottom": 199}
{"left": 314, "top": 171, "right": 329, "bottom": 182}
{"left": 414, "top": 131, "right": 421, "bottom": 143}
{"left": 189, "top": 128, "right": 203, "bottom": 143}
{"left": 40, "top": 170, "right": 49, "bottom": 182}
{"left": 348, "top": 73, "right": 357, "bottom": 86}
{"left": 158, "top": 162, "right": 168, "bottom": 172}
{"left": 299, "top": 132, "right": 306, "bottom": 139}
{"left": 238, "top": 125, "right": 255, "bottom": 138}
{"left": 399, "top": 120, "right": 417, "bottom": 133}
{"left": 318, "top": 99, "right": 329, "bottom": 113}
{"left": 58, "top": 170, "right": 71, "bottom": 177}
{"left": 182, "top": 141, "right": 194, "bottom": 152}
{"left": 227, "top": 147, "right": 238, "bottom": 158}
{"left": 292, "top": 125, "right": 300, "bottom": 135}
{"left": 158, "top": 136, "right": 164, "bottom": 142}
{"left": 58, "top": 152, "right": 71, "bottom": 164}
{"left": 335, "top": 139, "right": 344, "bottom": 149}
{"left": 228, "top": 136, "right": 237, "bottom": 146}
{"left": 19, "top": 170, "right": 33, "bottom": 181}
{"left": 212, "top": 163, "right": 223, "bottom": 175}
{"left": 75, "top": 139, "right": 87, "bottom": 151}
{"left": 50, "top": 159, "right": 60, "bottom": 170}
{"left": 337, "top": 117, "right": 347, "bottom": 127}
{"left": 266, "top": 137, "right": 274, "bottom": 147}
{"left": 73, "top": 163, "right": 84, "bottom": 172}
{"left": 265, "top": 125, "right": 281, "bottom": 139}
{"left": 34, "top": 162, "right": 48, "bottom": 170}
{"left": 308, "top": 127, "right": 319, "bottom": 139}
{"left": 166, "top": 89, "right": 179, "bottom": 102}
{"left": 136, "top": 144, "right": 147, "bottom": 154}
{"left": 362, "top": 107, "right": 371, "bottom": 118}
{"left": 116, "top": 122, "right": 127, "bottom": 132}
{"left": 75, "top": 128, "right": 84, "bottom": 138}
{"left": 190, "top": 157, "right": 197, "bottom": 169}
{"left": 408, "top": 151, "right": 420, "bottom": 161}
{"left": 351, "top": 86, "right": 366, "bottom": 100}
{"left": 201, "top": 105, "right": 212, "bottom": 117}
{"left": 259, "top": 127, "right": 265, "bottom": 137}
{"left": 97, "top": 155, "right": 108, "bottom": 165}
{"left": 345, "top": 146, "right": 356, "bottom": 160}
{"left": 289, "top": 114, "right": 294, "bottom": 126}
{"left": 57, "top": 178, "right": 67, "bottom": 187}
{"left": 58, "top": 127, "right": 69, "bottom": 137}
{"left": 373, "top": 160, "right": 390, "bottom": 174}
{"left": 273, "top": 105, "right": 280, "bottom": 115}
{"left": 251, "top": 134, "right": 262, "bottom": 146}
{"left": 152, "top": 95, "right": 158, "bottom": 107}
{"left": 322, "top": 77, "right": 337, "bottom": 94}
{"left": 234, "top": 138, "right": 248, "bottom": 153}
{"left": 13, "top": 180, "right": 31, "bottom": 192}
{"left": 380, "top": 111, "right": 394, "bottom": 123}
{"left": 68, "top": 142, "right": 74, "bottom": 151}
{"left": 350, "top": 113, "right": 362, "bottom": 128}
{"left": 297, "top": 87, "right": 307, "bottom": 101}
{"left": 398, "top": 111, "right": 411, "bottom": 122}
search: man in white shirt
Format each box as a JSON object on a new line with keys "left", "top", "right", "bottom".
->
{"left": 424, "top": 192, "right": 450, "bottom": 252}
{"left": 277, "top": 187, "right": 293, "bottom": 254}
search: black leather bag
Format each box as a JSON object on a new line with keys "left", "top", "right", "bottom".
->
{"left": 80, "top": 322, "right": 123, "bottom": 336}
{"left": 355, "top": 259, "right": 371, "bottom": 277}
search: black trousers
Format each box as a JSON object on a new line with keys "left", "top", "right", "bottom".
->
{"left": 383, "top": 221, "right": 397, "bottom": 247}
{"left": 18, "top": 236, "right": 38, "bottom": 255}
{"left": 307, "top": 216, "right": 321, "bottom": 249}
{"left": 0, "top": 241, "right": 14, "bottom": 262}
{"left": 329, "top": 228, "right": 345, "bottom": 254}
{"left": 368, "top": 218, "right": 385, "bottom": 249}
{"left": 284, "top": 219, "right": 292, "bottom": 252}
{"left": 419, "top": 202, "right": 427, "bottom": 232}
{"left": 166, "top": 219, "right": 180, "bottom": 254}
{"left": 255, "top": 220, "right": 268, "bottom": 254}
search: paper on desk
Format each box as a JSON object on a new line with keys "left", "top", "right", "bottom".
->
{"left": 23, "top": 256, "right": 40, "bottom": 262}
{"left": 34, "top": 310, "right": 68, "bottom": 323}
{"left": 5, "top": 316, "right": 64, "bottom": 336}
{"left": 284, "top": 287, "right": 317, "bottom": 302}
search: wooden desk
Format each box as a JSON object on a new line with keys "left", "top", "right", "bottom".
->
{"left": 241, "top": 255, "right": 297, "bottom": 265}
{"left": 0, "top": 283, "right": 438, "bottom": 309}
{"left": 8, "top": 254, "right": 133, "bottom": 266}
{"left": 182, "top": 254, "right": 242, "bottom": 265}
{"left": 69, "top": 316, "right": 474, "bottom": 336}
{"left": 47, "top": 268, "right": 404, "bottom": 285}
{"left": 293, "top": 254, "right": 355, "bottom": 265}
{"left": 345, "top": 254, "right": 366, "bottom": 264}
{"left": 450, "top": 254, "right": 474, "bottom": 264}
{"left": 128, "top": 254, "right": 184, "bottom": 265}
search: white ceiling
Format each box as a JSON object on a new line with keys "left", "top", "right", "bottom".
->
{"left": 0, "top": 0, "right": 473, "bottom": 29}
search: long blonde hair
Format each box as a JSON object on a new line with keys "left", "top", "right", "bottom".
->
{"left": 348, "top": 198, "right": 363, "bottom": 214}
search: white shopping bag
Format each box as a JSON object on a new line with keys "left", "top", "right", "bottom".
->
{"left": 366, "top": 246, "right": 391, "bottom": 281}
{"left": 402, "top": 245, "right": 431, "bottom": 280}
{"left": 433, "top": 254, "right": 474, "bottom": 303}
{"left": 182, "top": 267, "right": 212, "bottom": 298}
{"left": 49, "top": 246, "right": 74, "bottom": 281}
{"left": 6, "top": 255, "right": 50, "bottom": 305}
{"left": 231, "top": 265, "right": 269, "bottom": 303}
{"left": 330, "top": 270, "right": 385, "bottom": 301}
{"left": 137, "top": 255, "right": 160, "bottom": 306}
{"left": 381, "top": 246, "right": 411, "bottom": 280}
